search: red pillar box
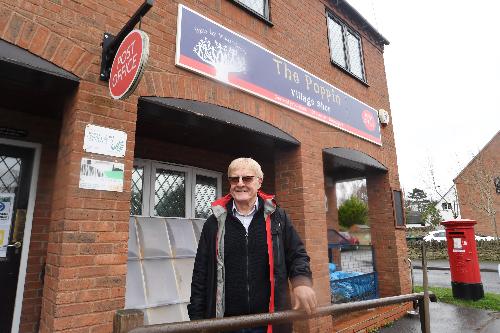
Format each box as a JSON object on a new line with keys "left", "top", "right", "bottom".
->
{"left": 441, "top": 219, "right": 484, "bottom": 300}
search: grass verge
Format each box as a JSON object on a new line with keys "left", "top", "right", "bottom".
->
{"left": 414, "top": 286, "right": 500, "bottom": 311}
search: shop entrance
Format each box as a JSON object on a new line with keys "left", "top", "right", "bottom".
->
{"left": 0, "top": 143, "right": 36, "bottom": 333}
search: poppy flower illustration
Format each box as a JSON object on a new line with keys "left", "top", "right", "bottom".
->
{"left": 361, "top": 110, "right": 377, "bottom": 131}
{"left": 193, "top": 37, "right": 246, "bottom": 82}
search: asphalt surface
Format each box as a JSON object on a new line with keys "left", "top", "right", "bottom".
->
{"left": 379, "top": 260, "right": 500, "bottom": 333}
{"left": 411, "top": 260, "right": 500, "bottom": 294}
{"left": 379, "top": 301, "right": 500, "bottom": 333}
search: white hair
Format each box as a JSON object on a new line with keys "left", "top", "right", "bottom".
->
{"left": 228, "top": 157, "right": 264, "bottom": 179}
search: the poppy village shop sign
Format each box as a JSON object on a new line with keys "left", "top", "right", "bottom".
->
{"left": 175, "top": 5, "right": 382, "bottom": 145}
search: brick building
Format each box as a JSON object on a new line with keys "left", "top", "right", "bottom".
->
{"left": 0, "top": 1, "right": 411, "bottom": 332}
{"left": 454, "top": 131, "right": 499, "bottom": 237}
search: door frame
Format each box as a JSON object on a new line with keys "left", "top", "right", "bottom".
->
{"left": 0, "top": 138, "right": 41, "bottom": 333}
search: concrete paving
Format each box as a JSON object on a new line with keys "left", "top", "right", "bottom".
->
{"left": 379, "top": 301, "right": 500, "bottom": 333}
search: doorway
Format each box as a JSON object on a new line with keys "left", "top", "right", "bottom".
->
{"left": 0, "top": 141, "right": 40, "bottom": 333}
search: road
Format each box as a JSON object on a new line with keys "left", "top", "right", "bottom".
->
{"left": 411, "top": 267, "right": 500, "bottom": 294}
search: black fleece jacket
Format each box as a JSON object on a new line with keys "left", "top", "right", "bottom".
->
{"left": 188, "top": 198, "right": 312, "bottom": 332}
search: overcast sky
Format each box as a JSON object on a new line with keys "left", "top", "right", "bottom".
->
{"left": 346, "top": 0, "right": 500, "bottom": 199}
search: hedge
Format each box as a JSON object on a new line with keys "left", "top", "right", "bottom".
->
{"left": 407, "top": 239, "right": 500, "bottom": 261}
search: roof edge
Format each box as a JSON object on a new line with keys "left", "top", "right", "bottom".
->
{"left": 453, "top": 130, "right": 500, "bottom": 182}
{"left": 336, "top": 0, "right": 390, "bottom": 46}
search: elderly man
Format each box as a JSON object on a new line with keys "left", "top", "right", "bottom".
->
{"left": 188, "top": 157, "right": 317, "bottom": 333}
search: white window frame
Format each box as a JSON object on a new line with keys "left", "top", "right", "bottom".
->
{"left": 132, "top": 159, "right": 222, "bottom": 219}
{"left": 232, "top": 0, "right": 270, "bottom": 21}
{"left": 326, "top": 12, "right": 366, "bottom": 82}
{"left": 132, "top": 159, "right": 150, "bottom": 217}
{"left": 192, "top": 167, "right": 223, "bottom": 220}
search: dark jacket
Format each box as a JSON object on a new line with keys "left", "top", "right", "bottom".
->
{"left": 188, "top": 191, "right": 312, "bottom": 332}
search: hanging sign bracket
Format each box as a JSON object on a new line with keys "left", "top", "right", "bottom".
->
{"left": 100, "top": 0, "right": 154, "bottom": 81}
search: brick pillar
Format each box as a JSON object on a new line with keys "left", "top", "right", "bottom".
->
{"left": 324, "top": 178, "right": 338, "bottom": 231}
{"left": 324, "top": 180, "right": 341, "bottom": 267}
{"left": 39, "top": 90, "right": 135, "bottom": 332}
{"left": 275, "top": 147, "right": 333, "bottom": 333}
{"left": 366, "top": 173, "right": 411, "bottom": 297}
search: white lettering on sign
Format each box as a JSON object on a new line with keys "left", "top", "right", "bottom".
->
{"left": 111, "top": 40, "right": 138, "bottom": 88}
{"left": 109, "top": 29, "right": 149, "bottom": 100}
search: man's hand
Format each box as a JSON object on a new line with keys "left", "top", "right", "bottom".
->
{"left": 292, "top": 285, "right": 318, "bottom": 315}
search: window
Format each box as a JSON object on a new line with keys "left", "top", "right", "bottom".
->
{"left": 392, "top": 189, "right": 405, "bottom": 228}
{"left": 130, "top": 160, "right": 222, "bottom": 219}
{"left": 126, "top": 161, "right": 222, "bottom": 324}
{"left": 232, "top": 0, "right": 270, "bottom": 20}
{"left": 327, "top": 13, "right": 366, "bottom": 81}
{"left": 441, "top": 202, "right": 452, "bottom": 210}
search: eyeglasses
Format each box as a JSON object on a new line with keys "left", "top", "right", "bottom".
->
{"left": 228, "top": 175, "right": 256, "bottom": 185}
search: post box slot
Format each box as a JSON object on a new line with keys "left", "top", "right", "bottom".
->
{"left": 449, "top": 232, "right": 464, "bottom": 236}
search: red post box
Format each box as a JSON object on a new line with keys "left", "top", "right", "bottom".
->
{"left": 441, "top": 219, "right": 484, "bottom": 300}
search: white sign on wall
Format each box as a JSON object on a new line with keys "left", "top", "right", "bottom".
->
{"left": 83, "top": 124, "right": 127, "bottom": 157}
{"left": 0, "top": 193, "right": 15, "bottom": 258}
{"left": 79, "top": 158, "right": 124, "bottom": 192}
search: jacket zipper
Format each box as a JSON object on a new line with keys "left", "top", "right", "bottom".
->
{"left": 276, "top": 222, "right": 281, "bottom": 266}
{"left": 246, "top": 231, "right": 250, "bottom": 313}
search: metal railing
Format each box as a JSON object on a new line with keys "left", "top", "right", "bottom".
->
{"left": 114, "top": 237, "right": 436, "bottom": 333}
{"left": 115, "top": 291, "right": 436, "bottom": 333}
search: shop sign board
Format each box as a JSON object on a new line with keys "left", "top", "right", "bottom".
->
{"left": 79, "top": 158, "right": 124, "bottom": 192}
{"left": 175, "top": 5, "right": 382, "bottom": 145}
{"left": 109, "top": 29, "right": 149, "bottom": 100}
{"left": 0, "top": 193, "right": 15, "bottom": 258}
{"left": 83, "top": 124, "right": 127, "bottom": 157}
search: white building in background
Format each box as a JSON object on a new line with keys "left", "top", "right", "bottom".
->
{"left": 434, "top": 185, "right": 461, "bottom": 221}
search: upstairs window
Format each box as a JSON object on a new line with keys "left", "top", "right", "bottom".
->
{"left": 327, "top": 13, "right": 366, "bottom": 82}
{"left": 233, "top": 0, "right": 270, "bottom": 20}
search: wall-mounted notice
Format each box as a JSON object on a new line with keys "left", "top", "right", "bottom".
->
{"left": 452, "top": 238, "right": 465, "bottom": 253}
{"left": 0, "top": 193, "right": 15, "bottom": 258}
{"left": 79, "top": 158, "right": 124, "bottom": 192}
{"left": 83, "top": 124, "right": 127, "bottom": 157}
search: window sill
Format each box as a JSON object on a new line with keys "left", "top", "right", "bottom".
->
{"left": 331, "top": 60, "right": 369, "bottom": 87}
{"left": 231, "top": 1, "right": 274, "bottom": 27}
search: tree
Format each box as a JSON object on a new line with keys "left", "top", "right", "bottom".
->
{"left": 405, "top": 188, "right": 430, "bottom": 212}
{"left": 421, "top": 200, "right": 443, "bottom": 226}
{"left": 429, "top": 163, "right": 460, "bottom": 219}
{"left": 405, "top": 188, "right": 442, "bottom": 226}
{"left": 338, "top": 196, "right": 368, "bottom": 228}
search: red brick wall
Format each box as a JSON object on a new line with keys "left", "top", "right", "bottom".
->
{"left": 134, "top": 136, "right": 276, "bottom": 195}
{"left": 0, "top": 0, "right": 408, "bottom": 332}
{"left": 455, "top": 133, "right": 500, "bottom": 237}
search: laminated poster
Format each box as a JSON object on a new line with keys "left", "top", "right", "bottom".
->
{"left": 83, "top": 124, "right": 127, "bottom": 157}
{"left": 0, "top": 193, "right": 15, "bottom": 258}
{"left": 79, "top": 158, "right": 124, "bottom": 192}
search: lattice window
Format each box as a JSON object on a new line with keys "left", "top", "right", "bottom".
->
{"left": 327, "top": 13, "right": 366, "bottom": 81}
{"left": 154, "top": 169, "right": 186, "bottom": 217}
{"left": 195, "top": 175, "right": 217, "bottom": 219}
{"left": 238, "top": 0, "right": 265, "bottom": 15}
{"left": 0, "top": 156, "right": 21, "bottom": 193}
{"left": 130, "top": 166, "right": 144, "bottom": 215}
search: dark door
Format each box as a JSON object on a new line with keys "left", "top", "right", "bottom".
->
{"left": 0, "top": 144, "right": 35, "bottom": 333}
